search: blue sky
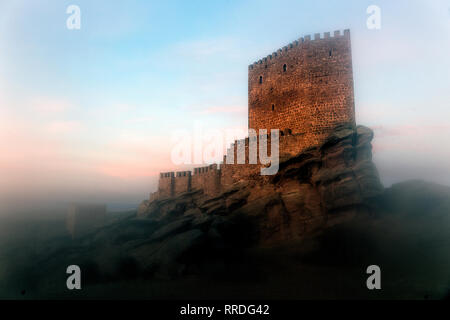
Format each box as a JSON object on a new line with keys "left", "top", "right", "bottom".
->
{"left": 1, "top": 0, "right": 450, "bottom": 210}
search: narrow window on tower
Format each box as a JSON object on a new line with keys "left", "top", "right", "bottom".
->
{"left": 259, "top": 76, "right": 263, "bottom": 84}
{"left": 283, "top": 64, "right": 287, "bottom": 72}
{"left": 272, "top": 104, "right": 275, "bottom": 111}
{"left": 329, "top": 49, "right": 332, "bottom": 57}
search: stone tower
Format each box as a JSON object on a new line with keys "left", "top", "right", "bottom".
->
{"left": 248, "top": 30, "right": 355, "bottom": 145}
{"left": 150, "top": 30, "right": 357, "bottom": 201}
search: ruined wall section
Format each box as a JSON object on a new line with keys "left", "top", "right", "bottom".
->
{"left": 66, "top": 204, "right": 106, "bottom": 239}
{"left": 248, "top": 30, "right": 355, "bottom": 144}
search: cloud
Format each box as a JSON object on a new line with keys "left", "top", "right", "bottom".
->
{"left": 94, "top": 131, "right": 174, "bottom": 179}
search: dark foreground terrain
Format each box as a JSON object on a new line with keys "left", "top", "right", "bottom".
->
{"left": 1, "top": 125, "right": 449, "bottom": 300}
{"left": 1, "top": 181, "right": 450, "bottom": 300}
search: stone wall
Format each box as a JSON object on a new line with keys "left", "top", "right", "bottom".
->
{"left": 191, "top": 164, "right": 221, "bottom": 196}
{"left": 174, "top": 171, "right": 192, "bottom": 195}
{"left": 66, "top": 204, "right": 106, "bottom": 238}
{"left": 152, "top": 127, "right": 354, "bottom": 201}
{"left": 159, "top": 172, "right": 175, "bottom": 198}
{"left": 220, "top": 130, "right": 321, "bottom": 189}
{"left": 155, "top": 166, "right": 222, "bottom": 200}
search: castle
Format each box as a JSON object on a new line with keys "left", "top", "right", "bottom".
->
{"left": 150, "top": 30, "right": 355, "bottom": 201}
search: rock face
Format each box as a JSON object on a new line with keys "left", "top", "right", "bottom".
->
{"left": 5, "top": 123, "right": 450, "bottom": 299}
{"left": 138, "top": 124, "right": 384, "bottom": 245}
{"left": 68, "top": 123, "right": 382, "bottom": 279}
{"left": 9, "top": 124, "right": 450, "bottom": 299}
{"left": 28, "top": 124, "right": 382, "bottom": 284}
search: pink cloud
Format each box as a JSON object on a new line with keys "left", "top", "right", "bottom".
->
{"left": 94, "top": 133, "right": 176, "bottom": 179}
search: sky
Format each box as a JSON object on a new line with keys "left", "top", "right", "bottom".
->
{"left": 0, "top": 0, "right": 449, "bottom": 213}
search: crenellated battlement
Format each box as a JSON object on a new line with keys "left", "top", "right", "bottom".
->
{"left": 222, "top": 129, "right": 294, "bottom": 165}
{"left": 249, "top": 29, "right": 350, "bottom": 70}
{"left": 176, "top": 171, "right": 192, "bottom": 177}
{"left": 155, "top": 166, "right": 222, "bottom": 199}
{"left": 194, "top": 164, "right": 219, "bottom": 175}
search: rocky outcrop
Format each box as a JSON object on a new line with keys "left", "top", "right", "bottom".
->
{"left": 25, "top": 124, "right": 383, "bottom": 284}
{"left": 7, "top": 125, "right": 450, "bottom": 299}
{"left": 138, "top": 124, "right": 384, "bottom": 245}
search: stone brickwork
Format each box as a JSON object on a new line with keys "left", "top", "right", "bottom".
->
{"left": 248, "top": 30, "right": 355, "bottom": 139}
{"left": 174, "top": 171, "right": 192, "bottom": 195}
{"left": 220, "top": 130, "right": 314, "bottom": 189}
{"left": 151, "top": 30, "right": 356, "bottom": 202}
{"left": 191, "top": 164, "right": 221, "bottom": 196}
{"left": 158, "top": 172, "right": 175, "bottom": 198}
